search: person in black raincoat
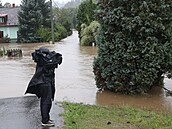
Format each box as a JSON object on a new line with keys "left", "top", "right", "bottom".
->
{"left": 25, "top": 47, "right": 62, "bottom": 127}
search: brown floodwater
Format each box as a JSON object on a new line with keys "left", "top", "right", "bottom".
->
{"left": 0, "top": 30, "right": 172, "bottom": 113}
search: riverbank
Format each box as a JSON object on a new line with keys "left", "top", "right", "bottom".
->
{"left": 62, "top": 102, "right": 172, "bottom": 129}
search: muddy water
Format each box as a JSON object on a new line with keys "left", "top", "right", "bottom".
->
{"left": 0, "top": 30, "right": 172, "bottom": 113}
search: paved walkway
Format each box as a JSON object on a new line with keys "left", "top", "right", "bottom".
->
{"left": 0, "top": 96, "right": 64, "bottom": 129}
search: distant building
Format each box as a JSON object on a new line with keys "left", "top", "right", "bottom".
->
{"left": 0, "top": 6, "right": 20, "bottom": 43}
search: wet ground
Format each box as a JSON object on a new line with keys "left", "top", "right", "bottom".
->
{"left": 0, "top": 96, "right": 64, "bottom": 129}
{"left": 0, "top": 30, "right": 172, "bottom": 114}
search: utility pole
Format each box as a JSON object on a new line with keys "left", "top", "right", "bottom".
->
{"left": 50, "top": 0, "right": 54, "bottom": 44}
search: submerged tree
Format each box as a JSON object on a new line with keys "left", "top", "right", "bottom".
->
{"left": 93, "top": 0, "right": 172, "bottom": 94}
{"left": 17, "top": 0, "right": 50, "bottom": 43}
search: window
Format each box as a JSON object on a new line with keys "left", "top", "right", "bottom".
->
{"left": 0, "top": 31, "right": 3, "bottom": 38}
{"left": 0, "top": 14, "right": 8, "bottom": 24}
{"left": 0, "top": 18, "right": 3, "bottom": 23}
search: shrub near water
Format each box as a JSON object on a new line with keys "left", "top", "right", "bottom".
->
{"left": 80, "top": 21, "right": 100, "bottom": 46}
{"left": 93, "top": 0, "right": 172, "bottom": 94}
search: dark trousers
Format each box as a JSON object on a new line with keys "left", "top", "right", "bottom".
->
{"left": 39, "top": 81, "right": 54, "bottom": 123}
{"left": 40, "top": 97, "right": 52, "bottom": 123}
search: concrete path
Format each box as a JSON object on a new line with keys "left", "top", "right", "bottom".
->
{"left": 0, "top": 96, "right": 64, "bottom": 129}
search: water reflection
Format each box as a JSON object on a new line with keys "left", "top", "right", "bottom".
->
{"left": 0, "top": 31, "right": 172, "bottom": 113}
{"left": 96, "top": 88, "right": 172, "bottom": 113}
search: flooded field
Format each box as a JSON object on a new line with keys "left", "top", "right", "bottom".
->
{"left": 0, "top": 31, "right": 172, "bottom": 113}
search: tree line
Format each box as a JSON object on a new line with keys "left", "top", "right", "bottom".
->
{"left": 17, "top": 0, "right": 75, "bottom": 43}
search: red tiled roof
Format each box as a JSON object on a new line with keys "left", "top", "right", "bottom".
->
{"left": 0, "top": 8, "right": 20, "bottom": 26}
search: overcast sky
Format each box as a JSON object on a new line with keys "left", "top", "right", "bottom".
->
{"left": 1, "top": 0, "right": 71, "bottom": 6}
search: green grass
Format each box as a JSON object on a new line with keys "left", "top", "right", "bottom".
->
{"left": 62, "top": 102, "right": 172, "bottom": 129}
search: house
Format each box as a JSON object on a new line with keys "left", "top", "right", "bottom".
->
{"left": 0, "top": 6, "right": 20, "bottom": 43}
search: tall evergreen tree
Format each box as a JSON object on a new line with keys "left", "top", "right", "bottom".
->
{"left": 93, "top": 0, "right": 172, "bottom": 94}
{"left": 18, "top": 0, "right": 50, "bottom": 43}
{"left": 37, "top": 0, "right": 51, "bottom": 28}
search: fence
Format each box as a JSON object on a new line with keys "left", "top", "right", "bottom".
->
{"left": 0, "top": 48, "right": 22, "bottom": 57}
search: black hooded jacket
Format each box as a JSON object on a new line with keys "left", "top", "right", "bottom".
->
{"left": 25, "top": 47, "right": 62, "bottom": 99}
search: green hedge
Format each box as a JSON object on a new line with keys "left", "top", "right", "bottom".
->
{"left": 37, "top": 23, "right": 68, "bottom": 42}
{"left": 93, "top": 0, "right": 172, "bottom": 94}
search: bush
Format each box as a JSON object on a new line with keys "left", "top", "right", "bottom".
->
{"left": 93, "top": 0, "right": 172, "bottom": 94}
{"left": 37, "top": 23, "right": 68, "bottom": 42}
{"left": 80, "top": 21, "right": 100, "bottom": 46}
{"left": 81, "top": 35, "right": 94, "bottom": 46}
{"left": 55, "top": 23, "right": 68, "bottom": 40}
{"left": 37, "top": 27, "right": 51, "bottom": 42}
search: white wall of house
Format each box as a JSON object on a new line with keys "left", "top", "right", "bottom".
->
{"left": 0, "top": 26, "right": 18, "bottom": 42}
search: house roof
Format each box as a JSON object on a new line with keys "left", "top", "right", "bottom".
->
{"left": 0, "top": 14, "right": 8, "bottom": 17}
{"left": 0, "top": 7, "right": 20, "bottom": 26}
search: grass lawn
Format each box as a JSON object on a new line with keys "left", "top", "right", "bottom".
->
{"left": 62, "top": 102, "right": 172, "bottom": 129}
